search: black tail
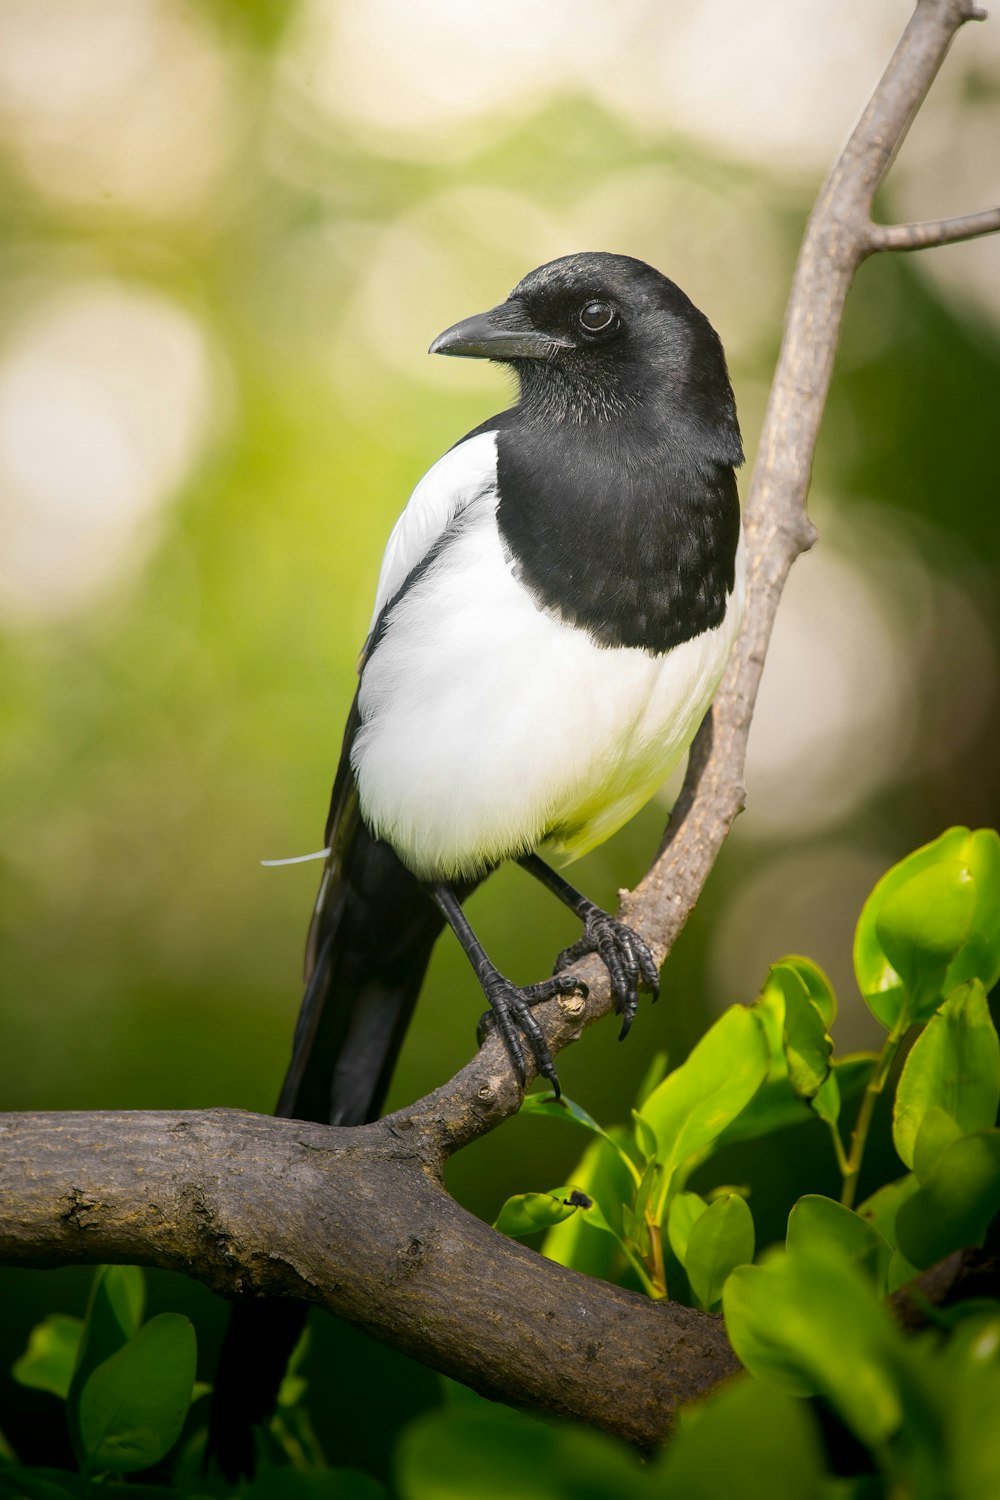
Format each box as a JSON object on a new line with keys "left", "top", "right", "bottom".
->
{"left": 205, "top": 813, "right": 445, "bottom": 1480}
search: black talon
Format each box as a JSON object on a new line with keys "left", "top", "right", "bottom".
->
{"left": 554, "top": 906, "right": 659, "bottom": 1033}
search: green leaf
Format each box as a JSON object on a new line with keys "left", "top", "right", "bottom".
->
{"left": 395, "top": 1406, "right": 646, "bottom": 1500}
{"left": 895, "top": 1129, "right": 1000, "bottom": 1268}
{"left": 12, "top": 1315, "right": 83, "bottom": 1399}
{"left": 857, "top": 1174, "right": 919, "bottom": 1253}
{"left": 654, "top": 1376, "right": 826, "bottom": 1500}
{"left": 810, "top": 1066, "right": 841, "bottom": 1128}
{"left": 77, "top": 1312, "right": 196, "bottom": 1475}
{"left": 540, "top": 1132, "right": 635, "bottom": 1281}
{"left": 634, "top": 1050, "right": 669, "bottom": 1110}
{"left": 685, "top": 1194, "right": 755, "bottom": 1309}
{"left": 893, "top": 980, "right": 1000, "bottom": 1170}
{"left": 519, "top": 1093, "right": 639, "bottom": 1183}
{"left": 666, "top": 1191, "right": 709, "bottom": 1266}
{"left": 946, "top": 829, "right": 1000, "bottom": 994}
{"left": 630, "top": 1110, "right": 658, "bottom": 1166}
{"left": 776, "top": 966, "right": 833, "bottom": 1099}
{"left": 776, "top": 954, "right": 838, "bottom": 1027}
{"left": 787, "top": 1195, "right": 891, "bottom": 1289}
{"left": 639, "top": 1005, "right": 769, "bottom": 1203}
{"left": 875, "top": 860, "right": 976, "bottom": 1022}
{"left": 912, "top": 1105, "right": 963, "bottom": 1183}
{"left": 724, "top": 1249, "right": 903, "bottom": 1446}
{"left": 493, "top": 1188, "right": 583, "bottom": 1238}
{"left": 854, "top": 828, "right": 975, "bottom": 1029}
{"left": 67, "top": 1266, "right": 147, "bottom": 1463}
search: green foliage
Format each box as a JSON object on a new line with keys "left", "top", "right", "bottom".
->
{"left": 7, "top": 831, "right": 1000, "bottom": 1498}
{"left": 76, "top": 1314, "right": 196, "bottom": 1476}
{"left": 495, "top": 827, "right": 1000, "bottom": 1496}
{"left": 11, "top": 1317, "right": 83, "bottom": 1401}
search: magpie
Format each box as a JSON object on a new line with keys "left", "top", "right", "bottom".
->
{"left": 207, "top": 251, "right": 744, "bottom": 1478}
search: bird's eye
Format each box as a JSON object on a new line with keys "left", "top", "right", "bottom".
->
{"left": 578, "top": 300, "right": 617, "bottom": 334}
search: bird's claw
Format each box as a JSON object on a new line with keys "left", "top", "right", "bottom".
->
{"left": 555, "top": 910, "right": 659, "bottom": 1039}
{"left": 475, "top": 972, "right": 587, "bottom": 1094}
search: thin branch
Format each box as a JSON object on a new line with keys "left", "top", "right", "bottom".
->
{"left": 2, "top": 0, "right": 999, "bottom": 1444}
{"left": 870, "top": 207, "right": 1000, "bottom": 251}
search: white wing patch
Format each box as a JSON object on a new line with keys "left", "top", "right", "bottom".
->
{"left": 369, "top": 429, "right": 499, "bottom": 630}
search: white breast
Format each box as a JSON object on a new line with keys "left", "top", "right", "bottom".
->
{"left": 352, "top": 484, "right": 744, "bottom": 881}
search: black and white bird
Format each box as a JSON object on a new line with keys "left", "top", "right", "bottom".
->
{"left": 207, "top": 251, "right": 744, "bottom": 1478}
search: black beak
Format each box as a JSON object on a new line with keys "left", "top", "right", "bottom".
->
{"left": 429, "top": 303, "right": 571, "bottom": 361}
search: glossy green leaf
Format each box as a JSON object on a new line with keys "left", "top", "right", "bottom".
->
{"left": 395, "top": 1406, "right": 646, "bottom": 1500}
{"left": 685, "top": 1193, "right": 755, "bottom": 1309}
{"left": 630, "top": 1110, "right": 658, "bottom": 1166}
{"left": 717, "top": 1053, "right": 872, "bottom": 1151}
{"left": 654, "top": 1376, "right": 826, "bottom": 1500}
{"left": 12, "top": 1315, "right": 83, "bottom": 1399}
{"left": 666, "top": 1191, "right": 709, "bottom": 1266}
{"left": 946, "top": 829, "right": 1000, "bottom": 994}
{"left": 723, "top": 1249, "right": 903, "bottom": 1444}
{"left": 787, "top": 1195, "right": 891, "bottom": 1288}
{"left": 519, "top": 1092, "right": 639, "bottom": 1182}
{"left": 493, "top": 1187, "right": 583, "bottom": 1238}
{"left": 777, "top": 967, "right": 833, "bottom": 1099}
{"left": 77, "top": 1312, "right": 196, "bottom": 1474}
{"left": 540, "top": 1132, "right": 634, "bottom": 1281}
{"left": 67, "top": 1266, "right": 147, "bottom": 1462}
{"left": 896, "top": 1129, "right": 1000, "bottom": 1268}
{"left": 893, "top": 980, "right": 1000, "bottom": 1170}
{"left": 777, "top": 954, "right": 838, "bottom": 1028}
{"left": 519, "top": 1092, "right": 604, "bottom": 1135}
{"left": 854, "top": 828, "right": 973, "bottom": 1029}
{"left": 810, "top": 1066, "right": 841, "bottom": 1128}
{"left": 634, "top": 1050, "right": 669, "bottom": 1110}
{"left": 912, "top": 1105, "right": 963, "bottom": 1183}
{"left": 711, "top": 1079, "right": 814, "bottom": 1148}
{"left": 639, "top": 1005, "right": 769, "bottom": 1200}
{"left": 875, "top": 860, "right": 975, "bottom": 1021}
{"left": 857, "top": 1173, "right": 919, "bottom": 1253}
{"left": 943, "top": 1311, "right": 1000, "bottom": 1500}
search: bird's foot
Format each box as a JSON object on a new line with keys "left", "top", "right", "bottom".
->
{"left": 555, "top": 909, "right": 659, "bottom": 1040}
{"left": 476, "top": 972, "right": 587, "bottom": 1094}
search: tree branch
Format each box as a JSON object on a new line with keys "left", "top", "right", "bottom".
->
{"left": 870, "top": 207, "right": 1000, "bottom": 252}
{"left": 2, "top": 0, "right": 998, "bottom": 1450}
{"left": 0, "top": 1109, "right": 739, "bottom": 1449}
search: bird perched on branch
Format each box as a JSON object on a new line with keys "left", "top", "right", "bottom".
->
{"left": 207, "top": 250, "right": 744, "bottom": 1478}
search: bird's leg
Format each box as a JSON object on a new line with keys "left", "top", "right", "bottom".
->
{"left": 428, "top": 881, "right": 586, "bottom": 1094}
{"left": 517, "top": 853, "right": 660, "bottom": 1040}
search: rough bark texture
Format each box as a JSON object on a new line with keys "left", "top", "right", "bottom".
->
{"left": 2, "top": 0, "right": 997, "bottom": 1453}
{"left": 0, "top": 1109, "right": 739, "bottom": 1447}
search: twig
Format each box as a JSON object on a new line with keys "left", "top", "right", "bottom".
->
{"left": 870, "top": 208, "right": 1000, "bottom": 251}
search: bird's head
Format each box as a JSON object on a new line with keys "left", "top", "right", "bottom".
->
{"left": 429, "top": 251, "right": 742, "bottom": 463}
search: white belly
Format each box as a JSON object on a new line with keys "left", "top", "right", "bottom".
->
{"left": 352, "top": 501, "right": 744, "bottom": 881}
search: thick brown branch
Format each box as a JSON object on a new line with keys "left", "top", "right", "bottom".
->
{"left": 0, "top": 1109, "right": 738, "bottom": 1449}
{"left": 870, "top": 207, "right": 1000, "bottom": 251}
{"left": 2, "top": 0, "right": 998, "bottom": 1445}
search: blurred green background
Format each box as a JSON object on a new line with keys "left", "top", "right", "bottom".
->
{"left": 0, "top": 0, "right": 997, "bottom": 1476}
